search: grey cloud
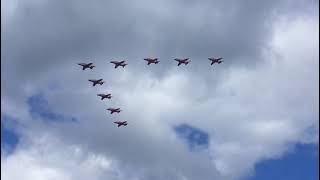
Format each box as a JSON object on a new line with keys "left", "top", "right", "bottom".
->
{"left": 2, "top": 0, "right": 304, "bottom": 78}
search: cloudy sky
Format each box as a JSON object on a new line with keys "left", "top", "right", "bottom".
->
{"left": 1, "top": 0, "right": 319, "bottom": 180}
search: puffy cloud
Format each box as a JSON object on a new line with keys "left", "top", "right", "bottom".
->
{"left": 1, "top": 135, "right": 120, "bottom": 180}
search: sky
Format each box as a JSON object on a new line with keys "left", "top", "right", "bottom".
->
{"left": 1, "top": 0, "right": 319, "bottom": 180}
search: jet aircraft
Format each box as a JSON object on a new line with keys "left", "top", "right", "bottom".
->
{"left": 110, "top": 61, "right": 127, "bottom": 68}
{"left": 107, "top": 108, "right": 121, "bottom": 114}
{"left": 97, "top": 93, "right": 112, "bottom": 100}
{"left": 144, "top": 58, "right": 159, "bottom": 65}
{"left": 88, "top": 79, "right": 104, "bottom": 86}
{"left": 208, "top": 57, "right": 223, "bottom": 65}
{"left": 78, "top": 63, "right": 95, "bottom": 70}
{"left": 114, "top": 121, "right": 128, "bottom": 127}
{"left": 174, "top": 58, "right": 191, "bottom": 66}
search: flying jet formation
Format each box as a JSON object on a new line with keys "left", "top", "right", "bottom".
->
{"left": 174, "top": 58, "right": 191, "bottom": 66}
{"left": 78, "top": 63, "right": 95, "bottom": 70}
{"left": 144, "top": 58, "right": 160, "bottom": 65}
{"left": 110, "top": 60, "right": 127, "bottom": 68}
{"left": 208, "top": 57, "right": 223, "bottom": 65}
{"left": 107, "top": 108, "right": 121, "bottom": 114}
{"left": 97, "top": 93, "right": 112, "bottom": 100}
{"left": 114, "top": 121, "right": 128, "bottom": 127}
{"left": 76, "top": 56, "right": 228, "bottom": 128}
{"left": 88, "top": 79, "right": 104, "bottom": 86}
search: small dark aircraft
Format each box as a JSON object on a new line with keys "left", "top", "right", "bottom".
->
{"left": 97, "top": 93, "right": 112, "bottom": 100}
{"left": 106, "top": 108, "right": 121, "bottom": 114}
{"left": 78, "top": 63, "right": 95, "bottom": 70}
{"left": 110, "top": 60, "right": 127, "bottom": 68}
{"left": 114, "top": 121, "right": 128, "bottom": 127}
{"left": 174, "top": 58, "right": 191, "bottom": 66}
{"left": 144, "top": 58, "right": 160, "bottom": 65}
{"left": 88, "top": 79, "right": 104, "bottom": 86}
{"left": 208, "top": 57, "right": 223, "bottom": 65}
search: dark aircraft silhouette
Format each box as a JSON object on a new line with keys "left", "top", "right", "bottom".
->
{"left": 174, "top": 58, "right": 191, "bottom": 66}
{"left": 88, "top": 79, "right": 104, "bottom": 86}
{"left": 78, "top": 63, "right": 95, "bottom": 70}
{"left": 144, "top": 58, "right": 159, "bottom": 65}
{"left": 110, "top": 61, "right": 127, "bottom": 68}
{"left": 208, "top": 57, "right": 223, "bottom": 65}
{"left": 106, "top": 108, "right": 121, "bottom": 114}
{"left": 97, "top": 93, "right": 112, "bottom": 100}
{"left": 114, "top": 121, "right": 128, "bottom": 127}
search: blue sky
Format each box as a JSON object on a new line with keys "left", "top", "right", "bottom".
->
{"left": 249, "top": 144, "right": 319, "bottom": 180}
{"left": 1, "top": 120, "right": 20, "bottom": 155}
{"left": 174, "top": 123, "right": 209, "bottom": 152}
{"left": 27, "top": 93, "right": 77, "bottom": 123}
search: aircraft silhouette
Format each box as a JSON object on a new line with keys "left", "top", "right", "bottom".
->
{"left": 144, "top": 58, "right": 160, "bottom": 65}
{"left": 114, "top": 121, "right": 128, "bottom": 127}
{"left": 78, "top": 63, "right": 95, "bottom": 70}
{"left": 174, "top": 58, "right": 191, "bottom": 66}
{"left": 88, "top": 79, "right": 104, "bottom": 86}
{"left": 107, "top": 108, "right": 121, "bottom": 114}
{"left": 97, "top": 93, "right": 112, "bottom": 100}
{"left": 110, "top": 61, "right": 127, "bottom": 68}
{"left": 208, "top": 57, "right": 223, "bottom": 65}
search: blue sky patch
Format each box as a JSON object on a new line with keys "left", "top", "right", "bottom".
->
{"left": 248, "top": 143, "right": 319, "bottom": 180}
{"left": 27, "top": 93, "right": 77, "bottom": 123}
{"left": 174, "top": 123, "right": 209, "bottom": 152}
{"left": 1, "top": 119, "right": 20, "bottom": 155}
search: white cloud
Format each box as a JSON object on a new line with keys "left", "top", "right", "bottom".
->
{"left": 1, "top": 135, "right": 120, "bottom": 180}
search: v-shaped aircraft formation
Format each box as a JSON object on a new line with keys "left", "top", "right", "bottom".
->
{"left": 77, "top": 57, "right": 224, "bottom": 127}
